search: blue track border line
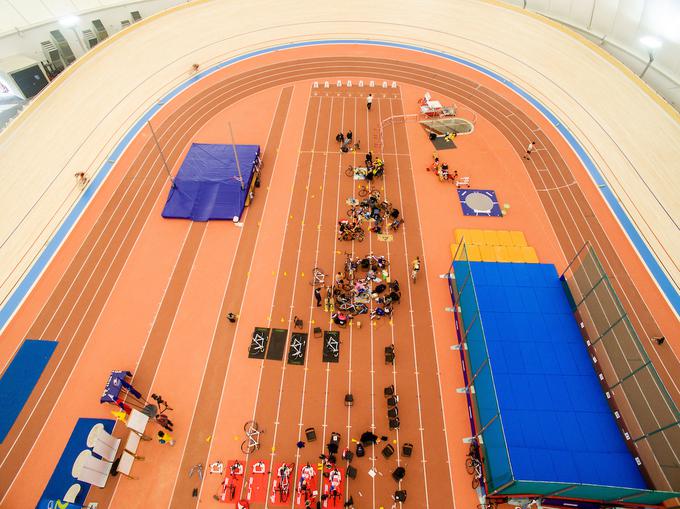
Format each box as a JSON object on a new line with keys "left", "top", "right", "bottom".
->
{"left": 1, "top": 39, "right": 677, "bottom": 331}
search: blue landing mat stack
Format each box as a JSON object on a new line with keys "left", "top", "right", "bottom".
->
{"left": 162, "top": 143, "right": 260, "bottom": 221}
{"left": 0, "top": 339, "right": 57, "bottom": 443}
{"left": 453, "top": 261, "right": 647, "bottom": 495}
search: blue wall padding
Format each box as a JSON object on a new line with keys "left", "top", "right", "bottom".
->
{"left": 0, "top": 339, "right": 58, "bottom": 443}
{"left": 454, "top": 261, "right": 646, "bottom": 490}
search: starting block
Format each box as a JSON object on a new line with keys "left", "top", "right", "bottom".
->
{"left": 382, "top": 81, "right": 387, "bottom": 88}
{"left": 313, "top": 81, "right": 319, "bottom": 88}
{"left": 324, "top": 81, "right": 330, "bottom": 88}
{"left": 391, "top": 81, "right": 397, "bottom": 88}
{"left": 358, "top": 80, "right": 364, "bottom": 87}
{"left": 336, "top": 80, "right": 342, "bottom": 87}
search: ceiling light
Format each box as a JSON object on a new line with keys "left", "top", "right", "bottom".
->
{"left": 640, "top": 36, "right": 662, "bottom": 49}
{"left": 59, "top": 15, "right": 80, "bottom": 28}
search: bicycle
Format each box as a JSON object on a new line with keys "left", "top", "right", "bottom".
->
{"left": 357, "top": 184, "right": 370, "bottom": 197}
{"left": 465, "top": 439, "right": 483, "bottom": 489}
{"left": 241, "top": 420, "right": 263, "bottom": 454}
{"left": 466, "top": 456, "right": 483, "bottom": 488}
{"left": 310, "top": 267, "right": 327, "bottom": 286}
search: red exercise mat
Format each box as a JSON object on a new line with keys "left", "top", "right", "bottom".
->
{"left": 217, "top": 460, "right": 245, "bottom": 503}
{"left": 270, "top": 461, "right": 296, "bottom": 506}
{"left": 322, "top": 467, "right": 344, "bottom": 508}
{"left": 246, "top": 460, "right": 270, "bottom": 503}
{"left": 295, "top": 463, "right": 319, "bottom": 508}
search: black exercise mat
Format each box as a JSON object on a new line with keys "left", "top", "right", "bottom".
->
{"left": 287, "top": 333, "right": 308, "bottom": 365}
{"left": 248, "top": 327, "right": 270, "bottom": 359}
{"left": 266, "top": 328, "right": 287, "bottom": 360}
{"left": 323, "top": 331, "right": 341, "bottom": 363}
{"left": 430, "top": 137, "right": 457, "bottom": 150}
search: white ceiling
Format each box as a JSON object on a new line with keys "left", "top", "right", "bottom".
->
{"left": 502, "top": 0, "right": 680, "bottom": 108}
{"left": 0, "top": 1, "right": 140, "bottom": 33}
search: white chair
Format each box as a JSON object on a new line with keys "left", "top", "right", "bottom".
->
{"left": 126, "top": 409, "right": 150, "bottom": 440}
{"left": 116, "top": 451, "right": 137, "bottom": 479}
{"left": 92, "top": 429, "right": 121, "bottom": 462}
{"left": 124, "top": 431, "right": 144, "bottom": 460}
{"left": 63, "top": 483, "right": 81, "bottom": 503}
{"left": 76, "top": 453, "right": 113, "bottom": 488}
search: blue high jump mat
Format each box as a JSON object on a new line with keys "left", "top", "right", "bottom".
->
{"left": 454, "top": 261, "right": 647, "bottom": 493}
{"left": 0, "top": 339, "right": 57, "bottom": 443}
{"left": 39, "top": 417, "right": 115, "bottom": 507}
{"left": 457, "top": 189, "right": 502, "bottom": 217}
{"left": 162, "top": 143, "right": 260, "bottom": 221}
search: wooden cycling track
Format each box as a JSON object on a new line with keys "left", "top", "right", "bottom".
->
{"left": 0, "top": 52, "right": 678, "bottom": 508}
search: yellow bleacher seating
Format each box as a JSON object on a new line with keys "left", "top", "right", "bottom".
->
{"left": 521, "top": 246, "right": 539, "bottom": 263}
{"left": 510, "top": 230, "right": 528, "bottom": 247}
{"left": 497, "top": 230, "right": 513, "bottom": 246}
{"left": 454, "top": 229, "right": 466, "bottom": 245}
{"left": 469, "top": 229, "right": 485, "bottom": 246}
{"left": 483, "top": 230, "right": 500, "bottom": 246}
{"left": 506, "top": 246, "right": 525, "bottom": 263}
{"left": 466, "top": 245, "right": 483, "bottom": 262}
{"left": 480, "top": 245, "right": 497, "bottom": 262}
{"left": 494, "top": 246, "right": 510, "bottom": 262}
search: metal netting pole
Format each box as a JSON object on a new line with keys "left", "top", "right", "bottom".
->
{"left": 147, "top": 121, "right": 176, "bottom": 189}
{"left": 228, "top": 122, "right": 245, "bottom": 190}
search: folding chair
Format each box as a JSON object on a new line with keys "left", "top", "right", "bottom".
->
{"left": 381, "top": 444, "right": 394, "bottom": 459}
{"left": 313, "top": 327, "right": 323, "bottom": 338}
{"left": 392, "top": 466, "right": 406, "bottom": 481}
{"left": 386, "top": 395, "right": 399, "bottom": 407}
{"left": 389, "top": 418, "right": 400, "bottom": 430}
{"left": 293, "top": 316, "right": 304, "bottom": 329}
{"left": 402, "top": 442, "right": 413, "bottom": 457}
{"left": 384, "top": 345, "right": 395, "bottom": 364}
{"left": 394, "top": 490, "right": 407, "bottom": 501}
{"left": 344, "top": 394, "right": 354, "bottom": 406}
{"left": 384, "top": 384, "right": 395, "bottom": 397}
{"left": 387, "top": 407, "right": 399, "bottom": 419}
{"left": 342, "top": 449, "right": 354, "bottom": 461}
{"left": 305, "top": 427, "right": 317, "bottom": 442}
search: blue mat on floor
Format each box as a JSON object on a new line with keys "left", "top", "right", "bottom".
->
{"left": 162, "top": 143, "right": 260, "bottom": 221}
{"left": 40, "top": 417, "right": 115, "bottom": 507}
{"left": 0, "top": 339, "right": 58, "bottom": 443}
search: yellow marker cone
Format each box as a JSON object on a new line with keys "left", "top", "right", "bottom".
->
{"left": 392, "top": 439, "right": 397, "bottom": 444}
{"left": 311, "top": 195, "right": 315, "bottom": 198}
{"left": 234, "top": 435, "right": 240, "bottom": 441}
{"left": 311, "top": 319, "right": 315, "bottom": 324}
{"left": 271, "top": 446, "right": 276, "bottom": 452}
{"left": 351, "top": 438, "right": 358, "bottom": 443}
{"left": 290, "top": 215, "right": 293, "bottom": 219}
{"left": 206, "top": 435, "right": 212, "bottom": 442}
{"left": 284, "top": 271, "right": 287, "bottom": 276}
{"left": 281, "top": 317, "right": 285, "bottom": 322}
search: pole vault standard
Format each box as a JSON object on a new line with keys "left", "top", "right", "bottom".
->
{"left": 228, "top": 122, "right": 245, "bottom": 190}
{"left": 147, "top": 121, "right": 176, "bottom": 189}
